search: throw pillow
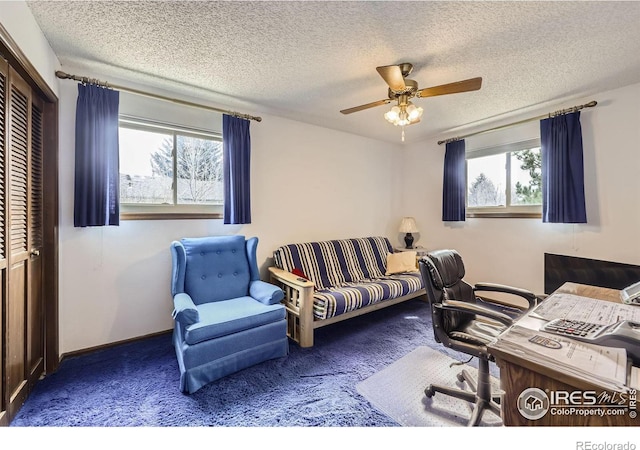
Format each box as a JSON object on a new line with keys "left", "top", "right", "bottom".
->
{"left": 385, "top": 251, "right": 419, "bottom": 275}
{"left": 292, "top": 268, "right": 309, "bottom": 280}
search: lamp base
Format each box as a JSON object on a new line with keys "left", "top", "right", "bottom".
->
{"left": 404, "top": 233, "right": 414, "bottom": 249}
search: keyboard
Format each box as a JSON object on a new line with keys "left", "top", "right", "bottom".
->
{"left": 541, "top": 318, "right": 640, "bottom": 363}
{"left": 542, "top": 318, "right": 606, "bottom": 340}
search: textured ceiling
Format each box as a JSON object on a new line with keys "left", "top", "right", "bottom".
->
{"left": 26, "top": 1, "right": 640, "bottom": 144}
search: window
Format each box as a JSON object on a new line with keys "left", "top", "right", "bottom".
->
{"left": 118, "top": 116, "right": 223, "bottom": 219}
{"left": 466, "top": 138, "right": 541, "bottom": 218}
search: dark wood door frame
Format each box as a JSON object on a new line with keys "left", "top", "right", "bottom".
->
{"left": 0, "top": 21, "right": 59, "bottom": 407}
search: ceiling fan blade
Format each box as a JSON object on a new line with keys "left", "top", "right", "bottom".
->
{"left": 340, "top": 99, "right": 392, "bottom": 115}
{"left": 376, "top": 65, "right": 406, "bottom": 92}
{"left": 416, "top": 77, "right": 482, "bottom": 98}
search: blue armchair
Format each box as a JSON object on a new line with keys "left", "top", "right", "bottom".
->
{"left": 170, "top": 235, "right": 289, "bottom": 394}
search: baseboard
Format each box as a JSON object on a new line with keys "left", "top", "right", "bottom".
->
{"left": 59, "top": 329, "right": 173, "bottom": 363}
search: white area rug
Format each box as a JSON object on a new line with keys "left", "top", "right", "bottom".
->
{"left": 356, "top": 346, "right": 504, "bottom": 426}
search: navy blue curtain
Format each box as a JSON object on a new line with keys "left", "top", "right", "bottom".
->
{"left": 223, "top": 114, "right": 251, "bottom": 224}
{"left": 74, "top": 84, "right": 120, "bottom": 227}
{"left": 442, "top": 139, "right": 466, "bottom": 221}
{"left": 540, "top": 111, "right": 587, "bottom": 223}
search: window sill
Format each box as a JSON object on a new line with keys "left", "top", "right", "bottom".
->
{"left": 466, "top": 211, "right": 541, "bottom": 219}
{"left": 120, "top": 212, "right": 223, "bottom": 220}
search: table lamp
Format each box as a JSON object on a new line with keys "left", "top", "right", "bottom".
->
{"left": 399, "top": 217, "right": 418, "bottom": 249}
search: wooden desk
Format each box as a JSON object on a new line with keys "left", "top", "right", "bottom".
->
{"left": 489, "top": 282, "right": 639, "bottom": 426}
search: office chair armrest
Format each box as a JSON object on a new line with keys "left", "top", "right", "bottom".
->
{"left": 440, "top": 300, "right": 514, "bottom": 327}
{"left": 474, "top": 282, "right": 538, "bottom": 309}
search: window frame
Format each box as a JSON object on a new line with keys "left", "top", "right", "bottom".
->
{"left": 466, "top": 138, "right": 542, "bottom": 219}
{"left": 118, "top": 115, "right": 224, "bottom": 220}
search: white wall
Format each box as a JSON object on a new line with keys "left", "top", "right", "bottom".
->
{"left": 57, "top": 76, "right": 404, "bottom": 354}
{"left": 0, "top": 1, "right": 60, "bottom": 94}
{"left": 402, "top": 83, "right": 640, "bottom": 295}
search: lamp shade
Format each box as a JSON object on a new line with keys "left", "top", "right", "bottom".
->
{"left": 399, "top": 217, "right": 418, "bottom": 233}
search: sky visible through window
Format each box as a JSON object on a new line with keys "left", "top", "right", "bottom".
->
{"left": 467, "top": 147, "right": 541, "bottom": 208}
{"left": 468, "top": 153, "right": 506, "bottom": 193}
{"left": 119, "top": 124, "right": 223, "bottom": 206}
{"left": 468, "top": 153, "right": 533, "bottom": 189}
{"left": 119, "top": 127, "right": 169, "bottom": 177}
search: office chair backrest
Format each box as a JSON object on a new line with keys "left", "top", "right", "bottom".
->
{"left": 422, "top": 249, "right": 474, "bottom": 301}
{"left": 419, "top": 250, "right": 476, "bottom": 343}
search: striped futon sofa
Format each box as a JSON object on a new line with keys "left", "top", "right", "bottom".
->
{"left": 268, "top": 236, "right": 425, "bottom": 347}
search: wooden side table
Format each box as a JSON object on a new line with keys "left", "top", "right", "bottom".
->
{"left": 394, "top": 246, "right": 429, "bottom": 256}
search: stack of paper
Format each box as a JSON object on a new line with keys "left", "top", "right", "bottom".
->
{"left": 532, "top": 292, "right": 640, "bottom": 324}
{"left": 491, "top": 324, "right": 628, "bottom": 392}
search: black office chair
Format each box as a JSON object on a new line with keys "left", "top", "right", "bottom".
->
{"left": 418, "top": 249, "right": 539, "bottom": 426}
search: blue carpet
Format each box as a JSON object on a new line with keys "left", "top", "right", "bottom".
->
{"left": 11, "top": 298, "right": 480, "bottom": 427}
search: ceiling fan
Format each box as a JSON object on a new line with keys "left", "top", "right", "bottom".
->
{"left": 340, "top": 63, "right": 482, "bottom": 140}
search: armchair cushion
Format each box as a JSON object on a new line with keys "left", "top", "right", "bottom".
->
{"left": 250, "top": 280, "right": 285, "bottom": 305}
{"left": 184, "top": 296, "right": 286, "bottom": 345}
{"left": 181, "top": 236, "right": 251, "bottom": 304}
{"left": 172, "top": 293, "right": 199, "bottom": 325}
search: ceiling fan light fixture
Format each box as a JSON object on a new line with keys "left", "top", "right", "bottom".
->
{"left": 407, "top": 103, "right": 424, "bottom": 121}
{"left": 341, "top": 63, "right": 481, "bottom": 142}
{"left": 384, "top": 106, "right": 401, "bottom": 122}
{"left": 384, "top": 102, "right": 423, "bottom": 127}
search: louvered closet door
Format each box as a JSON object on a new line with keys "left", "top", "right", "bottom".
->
{"left": 0, "top": 58, "right": 7, "bottom": 421}
{"left": 5, "top": 66, "right": 39, "bottom": 417}
{"left": 0, "top": 54, "right": 50, "bottom": 426}
{"left": 28, "top": 94, "right": 44, "bottom": 383}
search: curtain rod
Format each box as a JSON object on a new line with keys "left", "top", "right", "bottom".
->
{"left": 437, "top": 100, "right": 597, "bottom": 145}
{"left": 55, "top": 70, "right": 262, "bottom": 122}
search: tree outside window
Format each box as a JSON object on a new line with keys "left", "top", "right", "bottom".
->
{"left": 512, "top": 148, "right": 542, "bottom": 205}
{"left": 466, "top": 139, "right": 541, "bottom": 217}
{"left": 149, "top": 135, "right": 223, "bottom": 204}
{"left": 118, "top": 118, "right": 223, "bottom": 218}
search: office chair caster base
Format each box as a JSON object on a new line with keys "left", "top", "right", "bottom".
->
{"left": 424, "top": 383, "right": 477, "bottom": 403}
{"left": 458, "top": 369, "right": 477, "bottom": 392}
{"left": 424, "top": 385, "right": 435, "bottom": 398}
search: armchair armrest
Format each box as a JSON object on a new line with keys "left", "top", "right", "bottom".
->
{"left": 474, "top": 282, "right": 538, "bottom": 309}
{"left": 172, "top": 293, "right": 199, "bottom": 325}
{"left": 250, "top": 280, "right": 285, "bottom": 305}
{"left": 438, "top": 299, "right": 514, "bottom": 327}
